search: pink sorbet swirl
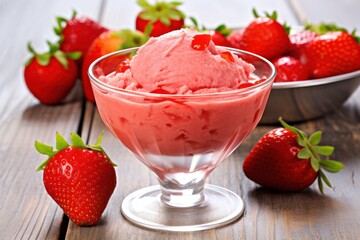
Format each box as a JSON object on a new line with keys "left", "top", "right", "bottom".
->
{"left": 101, "top": 28, "right": 255, "bottom": 94}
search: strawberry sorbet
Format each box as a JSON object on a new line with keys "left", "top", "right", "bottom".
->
{"left": 101, "top": 28, "right": 255, "bottom": 94}
{"left": 91, "top": 29, "right": 273, "bottom": 161}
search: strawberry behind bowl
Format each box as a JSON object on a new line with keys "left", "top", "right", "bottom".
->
{"left": 259, "top": 23, "right": 360, "bottom": 123}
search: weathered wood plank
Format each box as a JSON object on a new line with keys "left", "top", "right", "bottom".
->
{"left": 0, "top": 0, "right": 104, "bottom": 239}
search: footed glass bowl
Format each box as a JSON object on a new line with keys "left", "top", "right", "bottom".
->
{"left": 88, "top": 47, "right": 276, "bottom": 232}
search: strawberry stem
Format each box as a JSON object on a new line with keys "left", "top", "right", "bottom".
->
{"left": 279, "top": 117, "right": 344, "bottom": 194}
{"left": 35, "top": 132, "right": 116, "bottom": 171}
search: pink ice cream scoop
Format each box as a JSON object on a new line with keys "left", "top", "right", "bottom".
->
{"left": 102, "top": 28, "right": 255, "bottom": 94}
{"left": 91, "top": 29, "right": 274, "bottom": 159}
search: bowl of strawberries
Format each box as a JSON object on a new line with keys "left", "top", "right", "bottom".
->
{"left": 222, "top": 10, "right": 360, "bottom": 123}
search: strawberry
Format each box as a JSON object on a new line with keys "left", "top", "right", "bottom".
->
{"left": 227, "top": 29, "right": 244, "bottom": 49}
{"left": 35, "top": 132, "right": 116, "bottom": 226}
{"left": 135, "top": 0, "right": 185, "bottom": 37}
{"left": 302, "top": 31, "right": 360, "bottom": 78}
{"left": 54, "top": 10, "right": 108, "bottom": 63}
{"left": 81, "top": 29, "right": 148, "bottom": 102}
{"left": 210, "top": 24, "right": 232, "bottom": 47}
{"left": 237, "top": 9, "right": 291, "bottom": 60}
{"left": 243, "top": 118, "right": 344, "bottom": 193}
{"left": 271, "top": 56, "right": 309, "bottom": 82}
{"left": 24, "top": 41, "right": 81, "bottom": 105}
{"left": 289, "top": 30, "right": 318, "bottom": 59}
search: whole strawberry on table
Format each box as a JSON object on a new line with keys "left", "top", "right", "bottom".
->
{"left": 24, "top": 41, "right": 81, "bottom": 105}
{"left": 35, "top": 132, "right": 116, "bottom": 226}
{"left": 243, "top": 118, "right": 344, "bottom": 193}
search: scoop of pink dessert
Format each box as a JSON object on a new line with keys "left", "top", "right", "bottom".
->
{"left": 103, "top": 28, "right": 255, "bottom": 94}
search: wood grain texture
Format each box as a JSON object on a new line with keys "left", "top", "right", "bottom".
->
{"left": 1, "top": 0, "right": 359, "bottom": 239}
{"left": 0, "top": 0, "right": 103, "bottom": 239}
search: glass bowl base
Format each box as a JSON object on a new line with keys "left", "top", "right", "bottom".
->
{"left": 121, "top": 184, "right": 245, "bottom": 232}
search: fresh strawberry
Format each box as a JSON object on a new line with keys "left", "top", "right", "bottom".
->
{"left": 24, "top": 42, "right": 81, "bottom": 105}
{"left": 237, "top": 9, "right": 291, "bottom": 59}
{"left": 302, "top": 31, "right": 360, "bottom": 78}
{"left": 54, "top": 10, "right": 108, "bottom": 63}
{"left": 210, "top": 24, "right": 232, "bottom": 47}
{"left": 271, "top": 56, "right": 309, "bottom": 82}
{"left": 35, "top": 132, "right": 116, "bottom": 226}
{"left": 243, "top": 118, "right": 344, "bottom": 193}
{"left": 227, "top": 29, "right": 245, "bottom": 49}
{"left": 135, "top": 0, "right": 185, "bottom": 37}
{"left": 82, "top": 29, "right": 148, "bottom": 102}
{"left": 289, "top": 30, "right": 318, "bottom": 59}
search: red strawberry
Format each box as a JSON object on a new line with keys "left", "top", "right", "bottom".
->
{"left": 271, "top": 56, "right": 309, "bottom": 82}
{"left": 302, "top": 31, "right": 360, "bottom": 78}
{"left": 35, "top": 132, "right": 116, "bottom": 226}
{"left": 24, "top": 42, "right": 80, "bottom": 105}
{"left": 237, "top": 9, "right": 291, "bottom": 59}
{"left": 54, "top": 11, "right": 108, "bottom": 63}
{"left": 210, "top": 24, "right": 232, "bottom": 47}
{"left": 81, "top": 29, "right": 148, "bottom": 102}
{"left": 289, "top": 30, "right": 318, "bottom": 59}
{"left": 243, "top": 118, "right": 344, "bottom": 193}
{"left": 135, "top": 0, "right": 185, "bottom": 37}
{"left": 227, "top": 29, "right": 245, "bottom": 49}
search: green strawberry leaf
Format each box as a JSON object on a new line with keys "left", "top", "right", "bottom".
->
{"left": 137, "top": 0, "right": 153, "bottom": 10}
{"left": 167, "top": 9, "right": 183, "bottom": 20}
{"left": 94, "top": 132, "right": 104, "bottom": 147}
{"left": 310, "top": 156, "right": 320, "bottom": 172}
{"left": 319, "top": 170, "right": 332, "bottom": 188}
{"left": 320, "top": 160, "right": 345, "bottom": 173}
{"left": 56, "top": 132, "right": 69, "bottom": 151}
{"left": 140, "top": 11, "right": 158, "bottom": 21}
{"left": 169, "top": 1, "right": 183, "bottom": 7}
{"left": 313, "top": 146, "right": 334, "bottom": 156}
{"left": 66, "top": 51, "right": 82, "bottom": 60}
{"left": 309, "top": 131, "right": 322, "bottom": 145}
{"left": 160, "top": 15, "right": 171, "bottom": 26}
{"left": 298, "top": 148, "right": 311, "bottom": 159}
{"left": 297, "top": 137, "right": 307, "bottom": 147}
{"left": 71, "top": 132, "right": 87, "bottom": 148}
{"left": 35, "top": 141, "right": 55, "bottom": 156}
{"left": 318, "top": 176, "right": 324, "bottom": 194}
{"left": 54, "top": 51, "right": 69, "bottom": 69}
{"left": 35, "top": 53, "right": 51, "bottom": 66}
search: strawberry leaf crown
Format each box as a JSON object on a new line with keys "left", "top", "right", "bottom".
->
{"left": 137, "top": 0, "right": 185, "bottom": 35}
{"left": 25, "top": 41, "right": 81, "bottom": 68}
{"left": 53, "top": 9, "right": 78, "bottom": 42}
{"left": 279, "top": 118, "right": 344, "bottom": 194}
{"left": 252, "top": 8, "right": 290, "bottom": 34}
{"left": 35, "top": 132, "right": 116, "bottom": 171}
{"left": 214, "top": 24, "right": 233, "bottom": 36}
{"left": 305, "top": 22, "right": 360, "bottom": 43}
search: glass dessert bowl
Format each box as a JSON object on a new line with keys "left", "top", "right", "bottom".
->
{"left": 89, "top": 46, "right": 275, "bottom": 232}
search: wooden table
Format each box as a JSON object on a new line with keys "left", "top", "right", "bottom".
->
{"left": 1, "top": 0, "right": 359, "bottom": 239}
